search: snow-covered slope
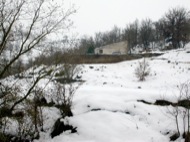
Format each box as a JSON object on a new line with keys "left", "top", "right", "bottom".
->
{"left": 35, "top": 45, "right": 190, "bottom": 142}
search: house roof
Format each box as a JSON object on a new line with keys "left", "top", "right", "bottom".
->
{"left": 98, "top": 41, "right": 128, "bottom": 50}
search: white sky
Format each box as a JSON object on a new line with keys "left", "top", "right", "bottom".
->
{"left": 66, "top": 0, "right": 190, "bottom": 37}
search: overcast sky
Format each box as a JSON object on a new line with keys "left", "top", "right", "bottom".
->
{"left": 66, "top": 0, "right": 190, "bottom": 37}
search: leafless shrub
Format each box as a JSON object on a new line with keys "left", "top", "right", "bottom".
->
{"left": 54, "top": 83, "right": 80, "bottom": 117}
{"left": 135, "top": 58, "right": 150, "bottom": 81}
{"left": 63, "top": 64, "right": 81, "bottom": 81}
{"left": 0, "top": 83, "right": 21, "bottom": 118}
{"left": 165, "top": 81, "right": 190, "bottom": 140}
{"left": 179, "top": 81, "right": 190, "bottom": 141}
{"left": 166, "top": 104, "right": 181, "bottom": 137}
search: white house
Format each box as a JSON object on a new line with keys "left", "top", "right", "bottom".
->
{"left": 95, "top": 41, "right": 128, "bottom": 55}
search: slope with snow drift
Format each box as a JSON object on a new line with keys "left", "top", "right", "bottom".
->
{"left": 35, "top": 44, "right": 190, "bottom": 142}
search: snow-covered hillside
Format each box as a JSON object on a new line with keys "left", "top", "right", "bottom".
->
{"left": 33, "top": 44, "right": 190, "bottom": 142}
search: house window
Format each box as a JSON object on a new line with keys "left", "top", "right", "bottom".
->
{"left": 99, "top": 49, "right": 103, "bottom": 54}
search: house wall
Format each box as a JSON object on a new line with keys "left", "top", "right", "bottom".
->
{"left": 95, "top": 41, "right": 128, "bottom": 55}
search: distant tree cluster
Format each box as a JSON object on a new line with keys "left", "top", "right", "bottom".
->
{"left": 76, "top": 7, "right": 190, "bottom": 54}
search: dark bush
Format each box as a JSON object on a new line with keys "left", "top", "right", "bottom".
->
{"left": 170, "top": 133, "right": 180, "bottom": 141}
{"left": 154, "top": 100, "right": 173, "bottom": 106}
{"left": 55, "top": 104, "right": 73, "bottom": 117}
{"left": 51, "top": 118, "right": 77, "bottom": 138}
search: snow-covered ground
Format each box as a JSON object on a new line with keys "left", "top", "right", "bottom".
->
{"left": 34, "top": 44, "right": 190, "bottom": 142}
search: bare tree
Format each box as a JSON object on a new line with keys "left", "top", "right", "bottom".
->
{"left": 0, "top": 0, "right": 76, "bottom": 78}
{"left": 0, "top": 0, "right": 76, "bottom": 140}
{"left": 77, "top": 36, "right": 95, "bottom": 55}
{"left": 108, "top": 25, "right": 121, "bottom": 43}
{"left": 94, "top": 32, "right": 104, "bottom": 47}
{"left": 154, "top": 20, "right": 166, "bottom": 48}
{"left": 0, "top": 0, "right": 76, "bottom": 106}
{"left": 139, "top": 19, "right": 154, "bottom": 50}
{"left": 122, "top": 20, "right": 139, "bottom": 54}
